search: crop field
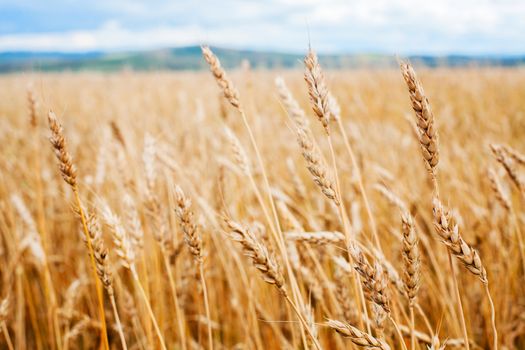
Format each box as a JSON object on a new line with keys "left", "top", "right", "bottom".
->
{"left": 1, "top": 49, "right": 525, "bottom": 349}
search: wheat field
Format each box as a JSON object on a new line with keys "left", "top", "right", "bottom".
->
{"left": 1, "top": 48, "right": 525, "bottom": 350}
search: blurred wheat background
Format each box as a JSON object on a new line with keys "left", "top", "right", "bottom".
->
{"left": 0, "top": 46, "right": 524, "bottom": 350}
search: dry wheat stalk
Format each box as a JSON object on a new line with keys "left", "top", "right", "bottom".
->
{"left": 47, "top": 111, "right": 77, "bottom": 187}
{"left": 224, "top": 217, "right": 286, "bottom": 292}
{"left": 487, "top": 168, "right": 511, "bottom": 211}
{"left": 123, "top": 193, "right": 144, "bottom": 252}
{"left": 143, "top": 133, "right": 157, "bottom": 195}
{"left": 374, "top": 184, "right": 408, "bottom": 213}
{"left": 201, "top": 45, "right": 241, "bottom": 109}
{"left": 490, "top": 144, "right": 524, "bottom": 193}
{"left": 401, "top": 213, "right": 420, "bottom": 305}
{"left": 327, "top": 92, "right": 341, "bottom": 121}
{"left": 333, "top": 267, "right": 357, "bottom": 323}
{"left": 304, "top": 50, "right": 330, "bottom": 133}
{"left": 100, "top": 201, "right": 136, "bottom": 271}
{"left": 275, "top": 76, "right": 309, "bottom": 132}
{"left": 286, "top": 159, "right": 308, "bottom": 203}
{"left": 224, "top": 127, "right": 251, "bottom": 176}
{"left": 10, "top": 194, "right": 45, "bottom": 265}
{"left": 432, "top": 198, "right": 487, "bottom": 283}
{"left": 400, "top": 62, "right": 439, "bottom": 183}
{"left": 327, "top": 319, "right": 391, "bottom": 350}
{"left": 0, "top": 295, "right": 10, "bottom": 321}
{"left": 285, "top": 231, "right": 345, "bottom": 245}
{"left": 296, "top": 127, "right": 340, "bottom": 205}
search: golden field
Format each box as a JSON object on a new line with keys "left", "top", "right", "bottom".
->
{"left": 1, "top": 54, "right": 525, "bottom": 350}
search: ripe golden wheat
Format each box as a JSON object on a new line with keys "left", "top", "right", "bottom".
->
{"left": 0, "top": 49, "right": 524, "bottom": 350}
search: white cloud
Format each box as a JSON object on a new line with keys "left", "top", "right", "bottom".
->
{"left": 0, "top": 0, "right": 524, "bottom": 54}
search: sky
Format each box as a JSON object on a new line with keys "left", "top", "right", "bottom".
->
{"left": 0, "top": 0, "right": 524, "bottom": 55}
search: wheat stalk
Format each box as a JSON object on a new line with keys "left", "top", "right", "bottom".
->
{"left": 296, "top": 127, "right": 339, "bottom": 205}
{"left": 46, "top": 111, "right": 110, "bottom": 350}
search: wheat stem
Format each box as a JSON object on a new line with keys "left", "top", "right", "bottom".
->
{"left": 132, "top": 269, "right": 167, "bottom": 350}
{"left": 199, "top": 264, "right": 214, "bottom": 350}
{"left": 73, "top": 190, "right": 110, "bottom": 350}
{"left": 448, "top": 252, "right": 470, "bottom": 350}
{"left": 1, "top": 321, "right": 14, "bottom": 350}
{"left": 109, "top": 294, "right": 128, "bottom": 350}
{"left": 161, "top": 254, "right": 187, "bottom": 350}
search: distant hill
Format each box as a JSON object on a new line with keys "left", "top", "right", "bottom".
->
{"left": 1, "top": 46, "right": 524, "bottom": 73}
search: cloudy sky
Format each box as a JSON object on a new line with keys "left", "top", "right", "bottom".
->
{"left": 1, "top": 0, "right": 524, "bottom": 54}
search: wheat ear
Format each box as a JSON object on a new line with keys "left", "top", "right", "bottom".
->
{"left": 501, "top": 144, "right": 525, "bottom": 166}
{"left": 296, "top": 127, "right": 340, "bottom": 205}
{"left": 349, "top": 243, "right": 390, "bottom": 314}
{"left": 275, "top": 76, "right": 309, "bottom": 132}
{"left": 224, "top": 217, "right": 322, "bottom": 349}
{"left": 201, "top": 45, "right": 241, "bottom": 110}
{"left": 433, "top": 198, "right": 498, "bottom": 349}
{"left": 285, "top": 231, "right": 345, "bottom": 245}
{"left": 399, "top": 62, "right": 439, "bottom": 190}
{"left": 327, "top": 319, "right": 391, "bottom": 350}
{"left": 490, "top": 144, "right": 524, "bottom": 193}
{"left": 304, "top": 49, "right": 330, "bottom": 134}
{"left": 401, "top": 212, "right": 420, "bottom": 350}
{"left": 432, "top": 198, "right": 487, "bottom": 282}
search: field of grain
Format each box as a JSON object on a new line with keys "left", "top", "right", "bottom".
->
{"left": 1, "top": 49, "right": 525, "bottom": 350}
